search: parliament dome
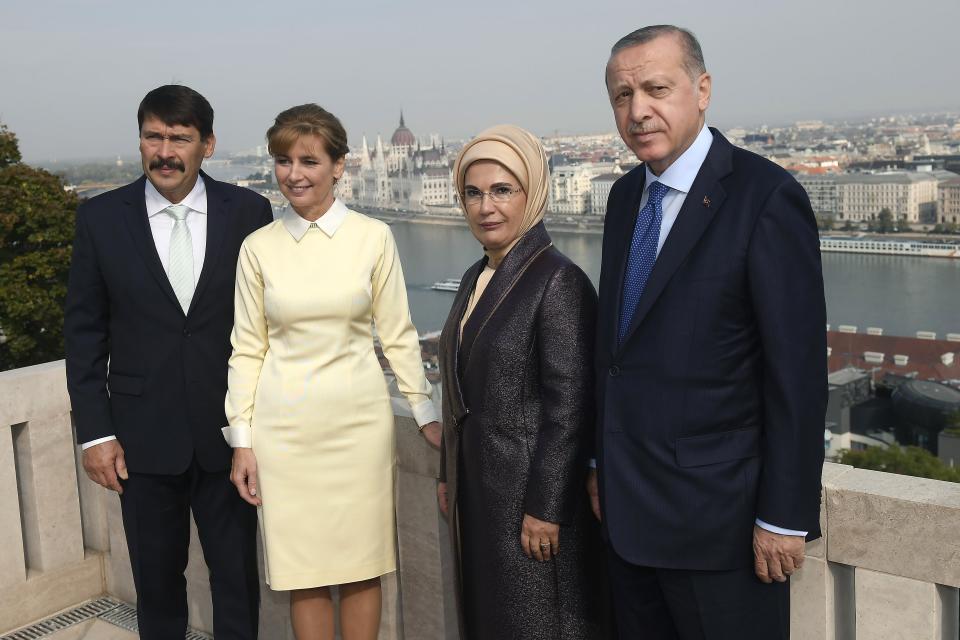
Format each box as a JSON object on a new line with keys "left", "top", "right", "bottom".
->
{"left": 391, "top": 112, "right": 416, "bottom": 147}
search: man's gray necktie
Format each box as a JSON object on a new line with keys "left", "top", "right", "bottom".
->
{"left": 165, "top": 204, "right": 194, "bottom": 313}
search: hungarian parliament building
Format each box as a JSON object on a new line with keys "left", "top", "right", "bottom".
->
{"left": 336, "top": 113, "right": 627, "bottom": 217}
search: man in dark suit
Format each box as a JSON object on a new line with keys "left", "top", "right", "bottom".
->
{"left": 65, "top": 85, "right": 273, "bottom": 639}
{"left": 587, "top": 26, "right": 828, "bottom": 638}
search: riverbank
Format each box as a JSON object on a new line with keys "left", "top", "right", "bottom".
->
{"left": 353, "top": 205, "right": 606, "bottom": 235}
{"left": 354, "top": 205, "right": 960, "bottom": 243}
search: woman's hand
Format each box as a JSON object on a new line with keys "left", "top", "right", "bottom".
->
{"left": 437, "top": 481, "right": 448, "bottom": 516}
{"left": 420, "top": 421, "right": 442, "bottom": 449}
{"left": 230, "top": 447, "right": 262, "bottom": 506}
{"left": 520, "top": 513, "right": 560, "bottom": 562}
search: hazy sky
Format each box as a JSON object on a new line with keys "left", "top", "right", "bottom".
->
{"left": 2, "top": 0, "right": 958, "bottom": 162}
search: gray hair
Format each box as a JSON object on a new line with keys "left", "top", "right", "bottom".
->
{"left": 610, "top": 25, "right": 706, "bottom": 80}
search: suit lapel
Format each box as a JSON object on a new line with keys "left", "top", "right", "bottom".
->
{"left": 120, "top": 176, "right": 183, "bottom": 312}
{"left": 617, "top": 131, "right": 734, "bottom": 350}
{"left": 189, "top": 172, "right": 227, "bottom": 315}
{"left": 459, "top": 222, "right": 553, "bottom": 373}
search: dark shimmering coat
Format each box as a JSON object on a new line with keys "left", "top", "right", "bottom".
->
{"left": 439, "top": 222, "right": 602, "bottom": 640}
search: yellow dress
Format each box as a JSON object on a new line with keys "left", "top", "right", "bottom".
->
{"left": 223, "top": 200, "right": 437, "bottom": 590}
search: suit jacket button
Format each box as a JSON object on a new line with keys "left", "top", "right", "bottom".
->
{"left": 182, "top": 329, "right": 191, "bottom": 337}
{"left": 609, "top": 365, "right": 620, "bottom": 377}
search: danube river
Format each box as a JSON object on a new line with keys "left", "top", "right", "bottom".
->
{"left": 389, "top": 221, "right": 960, "bottom": 338}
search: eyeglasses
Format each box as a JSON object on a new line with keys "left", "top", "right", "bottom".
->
{"left": 461, "top": 186, "right": 524, "bottom": 206}
{"left": 140, "top": 132, "right": 197, "bottom": 148}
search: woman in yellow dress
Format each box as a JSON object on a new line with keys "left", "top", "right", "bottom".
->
{"left": 223, "top": 104, "right": 441, "bottom": 640}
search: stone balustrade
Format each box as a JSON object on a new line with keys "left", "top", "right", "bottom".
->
{"left": 1, "top": 360, "right": 958, "bottom": 638}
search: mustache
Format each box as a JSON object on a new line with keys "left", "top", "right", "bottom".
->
{"left": 628, "top": 122, "right": 657, "bottom": 134}
{"left": 149, "top": 157, "right": 186, "bottom": 172}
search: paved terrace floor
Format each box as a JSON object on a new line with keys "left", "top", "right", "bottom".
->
{"left": 35, "top": 620, "right": 135, "bottom": 640}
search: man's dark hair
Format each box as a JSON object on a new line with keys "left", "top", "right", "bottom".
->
{"left": 137, "top": 85, "right": 214, "bottom": 139}
{"left": 610, "top": 25, "right": 706, "bottom": 80}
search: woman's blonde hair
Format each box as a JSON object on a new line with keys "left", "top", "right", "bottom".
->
{"left": 266, "top": 104, "right": 349, "bottom": 161}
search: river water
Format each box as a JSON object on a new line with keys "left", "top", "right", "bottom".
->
{"left": 202, "top": 161, "right": 960, "bottom": 339}
{"left": 389, "top": 221, "right": 960, "bottom": 338}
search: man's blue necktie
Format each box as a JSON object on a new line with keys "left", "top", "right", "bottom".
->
{"left": 618, "top": 181, "right": 669, "bottom": 344}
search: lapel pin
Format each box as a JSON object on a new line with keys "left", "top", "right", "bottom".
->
{"left": 702, "top": 196, "right": 711, "bottom": 208}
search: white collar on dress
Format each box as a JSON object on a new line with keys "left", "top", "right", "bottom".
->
{"left": 282, "top": 198, "right": 349, "bottom": 241}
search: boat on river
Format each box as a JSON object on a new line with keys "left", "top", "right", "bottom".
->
{"left": 430, "top": 278, "right": 461, "bottom": 292}
{"left": 819, "top": 236, "right": 960, "bottom": 258}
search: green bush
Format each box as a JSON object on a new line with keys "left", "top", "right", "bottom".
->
{"left": 839, "top": 445, "right": 960, "bottom": 483}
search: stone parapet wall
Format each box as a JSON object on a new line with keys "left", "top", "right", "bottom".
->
{"left": 1, "top": 361, "right": 959, "bottom": 638}
{"left": 791, "top": 462, "right": 960, "bottom": 639}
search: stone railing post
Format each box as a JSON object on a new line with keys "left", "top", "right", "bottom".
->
{"left": 394, "top": 402, "right": 459, "bottom": 640}
{"left": 0, "top": 361, "right": 104, "bottom": 633}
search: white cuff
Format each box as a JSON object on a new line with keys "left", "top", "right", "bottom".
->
{"left": 410, "top": 399, "right": 439, "bottom": 428}
{"left": 81, "top": 435, "right": 117, "bottom": 450}
{"left": 587, "top": 458, "right": 597, "bottom": 469}
{"left": 222, "top": 425, "right": 253, "bottom": 448}
{"left": 755, "top": 518, "right": 807, "bottom": 537}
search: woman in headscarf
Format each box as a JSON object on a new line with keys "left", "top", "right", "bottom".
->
{"left": 437, "top": 125, "right": 602, "bottom": 639}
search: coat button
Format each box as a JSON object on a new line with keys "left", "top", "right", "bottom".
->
{"left": 182, "top": 329, "right": 191, "bottom": 337}
{"left": 609, "top": 365, "right": 620, "bottom": 377}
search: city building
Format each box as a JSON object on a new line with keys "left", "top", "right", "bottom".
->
{"left": 549, "top": 162, "right": 619, "bottom": 215}
{"left": 343, "top": 113, "right": 457, "bottom": 211}
{"left": 938, "top": 175, "right": 960, "bottom": 224}
{"left": 825, "top": 368, "right": 895, "bottom": 459}
{"left": 795, "top": 171, "right": 841, "bottom": 218}
{"left": 836, "top": 170, "right": 955, "bottom": 224}
{"left": 590, "top": 172, "right": 621, "bottom": 215}
{"left": 796, "top": 170, "right": 957, "bottom": 224}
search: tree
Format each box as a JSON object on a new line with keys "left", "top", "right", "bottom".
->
{"left": 0, "top": 123, "right": 78, "bottom": 370}
{"left": 816, "top": 215, "right": 834, "bottom": 231}
{"left": 0, "top": 124, "right": 21, "bottom": 168}
{"left": 839, "top": 445, "right": 960, "bottom": 483}
{"left": 876, "top": 208, "right": 895, "bottom": 233}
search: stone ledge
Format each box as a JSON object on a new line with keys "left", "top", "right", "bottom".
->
{"left": 0, "top": 360, "right": 71, "bottom": 425}
{"left": 807, "top": 462, "right": 854, "bottom": 559}
{"left": 826, "top": 467, "right": 960, "bottom": 587}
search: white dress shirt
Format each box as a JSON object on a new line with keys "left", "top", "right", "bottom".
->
{"left": 145, "top": 176, "right": 208, "bottom": 287}
{"left": 81, "top": 176, "right": 209, "bottom": 451}
{"left": 597, "top": 124, "right": 806, "bottom": 537}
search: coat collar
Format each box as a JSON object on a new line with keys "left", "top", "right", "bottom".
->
{"left": 615, "top": 128, "right": 733, "bottom": 351}
{"left": 459, "top": 221, "right": 553, "bottom": 370}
